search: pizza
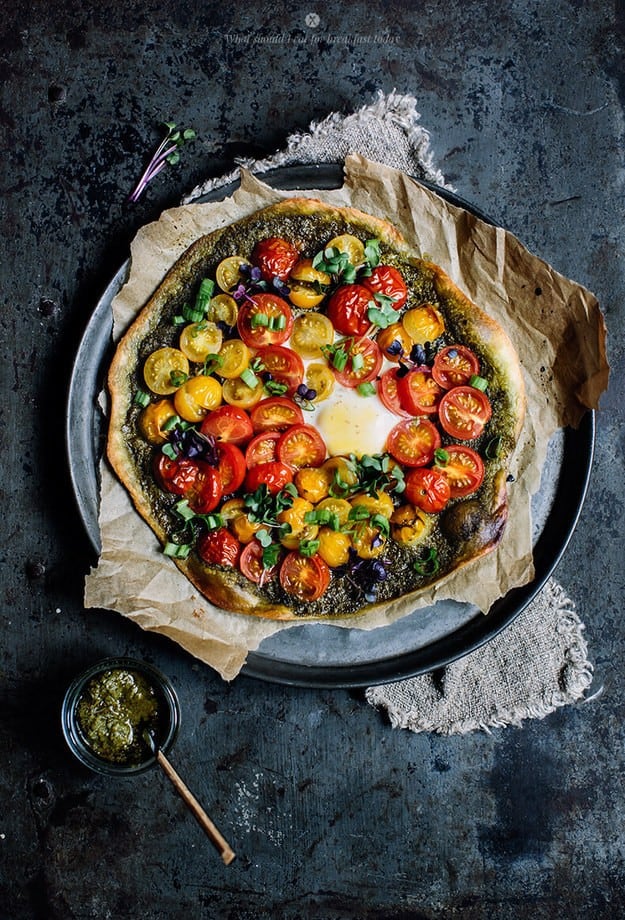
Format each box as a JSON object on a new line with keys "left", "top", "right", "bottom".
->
{"left": 106, "top": 197, "right": 526, "bottom": 621}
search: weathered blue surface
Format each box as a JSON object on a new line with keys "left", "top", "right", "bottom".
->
{"left": 1, "top": 1, "right": 623, "bottom": 916}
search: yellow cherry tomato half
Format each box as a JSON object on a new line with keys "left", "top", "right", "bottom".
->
{"left": 350, "top": 491, "right": 395, "bottom": 519}
{"left": 351, "top": 521, "right": 387, "bottom": 559}
{"left": 220, "top": 498, "right": 261, "bottom": 543}
{"left": 138, "top": 399, "right": 177, "bottom": 445}
{"left": 290, "top": 312, "right": 335, "bottom": 358}
{"left": 217, "top": 338, "right": 251, "bottom": 379}
{"left": 401, "top": 303, "right": 446, "bottom": 344}
{"left": 277, "top": 497, "right": 319, "bottom": 550}
{"left": 376, "top": 322, "right": 414, "bottom": 363}
{"left": 179, "top": 321, "right": 223, "bottom": 363}
{"left": 306, "top": 363, "right": 335, "bottom": 403}
{"left": 317, "top": 527, "right": 352, "bottom": 568}
{"left": 173, "top": 374, "right": 223, "bottom": 422}
{"left": 288, "top": 259, "right": 331, "bottom": 309}
{"left": 325, "top": 233, "right": 365, "bottom": 267}
{"left": 222, "top": 376, "right": 265, "bottom": 410}
{"left": 315, "top": 496, "right": 352, "bottom": 527}
{"left": 293, "top": 466, "right": 331, "bottom": 503}
{"left": 390, "top": 503, "right": 433, "bottom": 545}
{"left": 143, "top": 347, "right": 190, "bottom": 395}
{"left": 215, "top": 256, "right": 252, "bottom": 293}
{"left": 205, "top": 293, "right": 239, "bottom": 327}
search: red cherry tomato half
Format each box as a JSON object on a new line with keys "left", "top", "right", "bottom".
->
{"left": 245, "top": 430, "right": 282, "bottom": 467}
{"left": 244, "top": 461, "right": 294, "bottom": 495}
{"left": 256, "top": 345, "right": 304, "bottom": 396}
{"left": 216, "top": 442, "right": 246, "bottom": 493}
{"left": 404, "top": 467, "right": 451, "bottom": 513}
{"left": 252, "top": 237, "right": 300, "bottom": 282}
{"left": 279, "top": 551, "right": 331, "bottom": 602}
{"left": 186, "top": 461, "right": 223, "bottom": 514}
{"left": 432, "top": 345, "right": 481, "bottom": 389}
{"left": 276, "top": 424, "right": 327, "bottom": 470}
{"left": 250, "top": 397, "right": 305, "bottom": 432}
{"left": 378, "top": 368, "right": 413, "bottom": 418}
{"left": 438, "top": 386, "right": 492, "bottom": 440}
{"left": 326, "top": 284, "right": 373, "bottom": 337}
{"left": 237, "top": 293, "right": 293, "bottom": 347}
{"left": 197, "top": 528, "right": 241, "bottom": 567}
{"left": 362, "top": 264, "right": 408, "bottom": 309}
{"left": 200, "top": 405, "right": 253, "bottom": 445}
{"left": 397, "top": 366, "right": 444, "bottom": 416}
{"left": 438, "top": 445, "right": 485, "bottom": 497}
{"left": 239, "top": 539, "right": 280, "bottom": 584}
{"left": 332, "top": 337, "right": 383, "bottom": 388}
{"left": 386, "top": 417, "right": 442, "bottom": 467}
{"left": 153, "top": 453, "right": 200, "bottom": 496}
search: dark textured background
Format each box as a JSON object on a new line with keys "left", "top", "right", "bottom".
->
{"left": 1, "top": 2, "right": 623, "bottom": 917}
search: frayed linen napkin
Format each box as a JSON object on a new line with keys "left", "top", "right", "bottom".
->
{"left": 187, "top": 90, "right": 594, "bottom": 733}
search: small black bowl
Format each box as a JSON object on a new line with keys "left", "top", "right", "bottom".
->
{"left": 61, "top": 657, "right": 180, "bottom": 776}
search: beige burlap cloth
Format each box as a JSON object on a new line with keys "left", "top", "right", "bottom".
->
{"left": 189, "top": 91, "right": 594, "bottom": 733}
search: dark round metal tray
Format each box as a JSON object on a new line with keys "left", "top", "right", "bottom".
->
{"left": 66, "top": 164, "right": 594, "bottom": 687}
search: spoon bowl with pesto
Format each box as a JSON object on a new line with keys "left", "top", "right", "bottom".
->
{"left": 61, "top": 657, "right": 180, "bottom": 776}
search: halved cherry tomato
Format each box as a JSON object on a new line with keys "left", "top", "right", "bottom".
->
{"left": 143, "top": 347, "right": 189, "bottom": 395}
{"left": 326, "top": 284, "right": 373, "bottom": 337}
{"left": 244, "top": 461, "right": 294, "bottom": 495}
{"left": 221, "top": 375, "right": 265, "bottom": 410}
{"left": 256, "top": 345, "right": 304, "bottom": 396}
{"left": 288, "top": 259, "right": 331, "bottom": 309}
{"left": 397, "top": 367, "right": 444, "bottom": 416}
{"left": 215, "top": 256, "right": 251, "bottom": 293}
{"left": 375, "top": 322, "right": 413, "bottom": 362}
{"left": 252, "top": 237, "right": 300, "bottom": 282}
{"left": 217, "top": 339, "right": 251, "bottom": 379}
{"left": 438, "top": 386, "right": 492, "bottom": 440}
{"left": 290, "top": 312, "right": 334, "bottom": 357}
{"left": 438, "top": 445, "right": 485, "bottom": 497}
{"left": 432, "top": 345, "right": 481, "bottom": 389}
{"left": 305, "top": 363, "right": 335, "bottom": 402}
{"left": 216, "top": 442, "right": 246, "bottom": 493}
{"left": 332, "top": 337, "right": 382, "bottom": 388}
{"left": 362, "top": 265, "right": 408, "bottom": 309}
{"left": 197, "top": 528, "right": 241, "bottom": 567}
{"left": 279, "top": 552, "right": 330, "bottom": 602}
{"left": 173, "top": 374, "right": 223, "bottom": 422}
{"left": 401, "top": 303, "right": 445, "bottom": 344}
{"left": 200, "top": 405, "right": 253, "bottom": 445}
{"left": 237, "top": 293, "right": 293, "bottom": 347}
{"left": 404, "top": 467, "right": 451, "bottom": 513}
{"left": 325, "top": 234, "right": 365, "bottom": 266}
{"left": 277, "top": 424, "right": 327, "bottom": 470}
{"left": 386, "top": 418, "right": 442, "bottom": 467}
{"left": 186, "top": 461, "right": 223, "bottom": 514}
{"left": 239, "top": 539, "right": 279, "bottom": 584}
{"left": 138, "top": 399, "right": 177, "bottom": 445}
{"left": 179, "top": 321, "right": 223, "bottom": 363}
{"left": 250, "top": 397, "right": 304, "bottom": 433}
{"left": 378, "top": 368, "right": 413, "bottom": 418}
{"left": 154, "top": 453, "right": 199, "bottom": 495}
{"left": 245, "top": 430, "right": 281, "bottom": 467}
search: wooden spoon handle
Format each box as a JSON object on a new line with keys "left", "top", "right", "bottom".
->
{"left": 156, "top": 750, "right": 236, "bottom": 865}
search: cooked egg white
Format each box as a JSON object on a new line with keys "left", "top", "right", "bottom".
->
{"left": 314, "top": 384, "right": 400, "bottom": 458}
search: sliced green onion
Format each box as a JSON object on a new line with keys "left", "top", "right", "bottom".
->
{"left": 357, "top": 381, "right": 376, "bottom": 397}
{"left": 485, "top": 435, "right": 502, "bottom": 459}
{"left": 351, "top": 352, "right": 364, "bottom": 373}
{"left": 161, "top": 443, "right": 178, "bottom": 460}
{"left": 268, "top": 313, "right": 286, "bottom": 331}
{"left": 414, "top": 546, "right": 439, "bottom": 576}
{"left": 434, "top": 447, "right": 450, "bottom": 466}
{"left": 240, "top": 367, "right": 260, "bottom": 389}
{"left": 134, "top": 389, "right": 151, "bottom": 407}
{"left": 203, "top": 513, "right": 224, "bottom": 530}
{"left": 163, "top": 541, "right": 192, "bottom": 559}
{"left": 182, "top": 303, "right": 205, "bottom": 324}
{"left": 195, "top": 278, "right": 214, "bottom": 313}
{"left": 174, "top": 499, "right": 195, "bottom": 521}
{"left": 469, "top": 374, "right": 489, "bottom": 392}
{"left": 332, "top": 349, "right": 348, "bottom": 372}
{"left": 170, "top": 369, "right": 189, "bottom": 387}
{"left": 299, "top": 539, "right": 320, "bottom": 557}
{"left": 264, "top": 380, "right": 288, "bottom": 396}
{"left": 163, "top": 414, "right": 182, "bottom": 431}
{"left": 251, "top": 313, "right": 270, "bottom": 328}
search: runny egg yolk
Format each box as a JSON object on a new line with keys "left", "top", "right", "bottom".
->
{"left": 315, "top": 386, "right": 400, "bottom": 458}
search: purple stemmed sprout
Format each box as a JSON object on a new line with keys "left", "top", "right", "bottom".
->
{"left": 128, "top": 122, "right": 196, "bottom": 203}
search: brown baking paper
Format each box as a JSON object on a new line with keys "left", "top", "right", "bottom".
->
{"left": 84, "top": 154, "right": 608, "bottom": 680}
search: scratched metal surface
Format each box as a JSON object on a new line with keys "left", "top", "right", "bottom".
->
{"left": 1, "top": 1, "right": 623, "bottom": 917}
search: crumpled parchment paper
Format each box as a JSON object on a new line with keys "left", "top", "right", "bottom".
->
{"left": 84, "top": 154, "right": 608, "bottom": 680}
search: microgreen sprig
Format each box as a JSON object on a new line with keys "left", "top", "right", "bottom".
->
{"left": 128, "top": 121, "right": 197, "bottom": 203}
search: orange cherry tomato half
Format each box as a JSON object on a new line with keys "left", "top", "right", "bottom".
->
{"left": 200, "top": 405, "right": 253, "bottom": 445}
{"left": 279, "top": 551, "right": 331, "bottom": 602}
{"left": 255, "top": 344, "right": 304, "bottom": 396}
{"left": 216, "top": 442, "right": 246, "bottom": 493}
{"left": 404, "top": 467, "right": 451, "bottom": 513}
{"left": 397, "top": 366, "right": 444, "bottom": 416}
{"left": 243, "top": 461, "right": 294, "bottom": 495}
{"left": 438, "top": 386, "right": 492, "bottom": 440}
{"left": 276, "top": 424, "right": 327, "bottom": 470}
{"left": 326, "top": 284, "right": 373, "bottom": 337}
{"left": 378, "top": 368, "right": 413, "bottom": 418}
{"left": 239, "top": 539, "right": 279, "bottom": 584}
{"left": 252, "top": 237, "right": 300, "bottom": 282}
{"left": 362, "top": 264, "right": 408, "bottom": 309}
{"left": 250, "top": 396, "right": 305, "bottom": 432}
{"left": 197, "top": 528, "right": 241, "bottom": 567}
{"left": 245, "top": 430, "right": 281, "bottom": 467}
{"left": 237, "top": 293, "right": 293, "bottom": 347}
{"left": 386, "top": 417, "right": 442, "bottom": 467}
{"left": 438, "top": 445, "right": 485, "bottom": 497}
{"left": 432, "top": 345, "right": 481, "bottom": 389}
{"left": 332, "top": 337, "right": 382, "bottom": 388}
